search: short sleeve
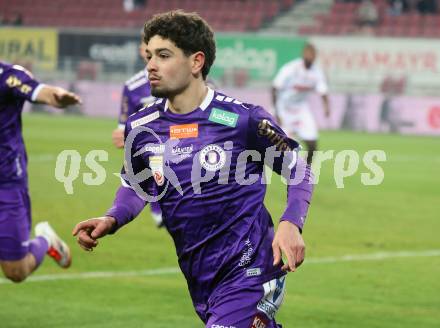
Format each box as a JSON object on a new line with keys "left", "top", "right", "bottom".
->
{"left": 0, "top": 65, "right": 41, "bottom": 102}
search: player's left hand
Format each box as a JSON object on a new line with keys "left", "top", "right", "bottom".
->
{"left": 53, "top": 87, "right": 82, "bottom": 108}
{"left": 272, "top": 220, "right": 305, "bottom": 272}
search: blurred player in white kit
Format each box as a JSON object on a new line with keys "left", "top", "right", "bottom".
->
{"left": 272, "top": 43, "right": 330, "bottom": 164}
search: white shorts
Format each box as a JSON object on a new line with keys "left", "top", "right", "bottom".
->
{"left": 277, "top": 102, "right": 318, "bottom": 141}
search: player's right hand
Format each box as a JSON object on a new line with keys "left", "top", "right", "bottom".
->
{"left": 112, "top": 129, "right": 125, "bottom": 148}
{"left": 72, "top": 216, "right": 116, "bottom": 251}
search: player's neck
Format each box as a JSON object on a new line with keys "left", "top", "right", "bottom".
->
{"left": 167, "top": 80, "right": 207, "bottom": 115}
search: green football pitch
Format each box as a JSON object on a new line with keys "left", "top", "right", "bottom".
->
{"left": 1, "top": 114, "right": 439, "bottom": 328}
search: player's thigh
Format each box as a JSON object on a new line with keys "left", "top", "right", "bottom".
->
{"left": 296, "top": 108, "right": 318, "bottom": 141}
{"left": 0, "top": 188, "right": 32, "bottom": 262}
{"left": 206, "top": 276, "right": 287, "bottom": 328}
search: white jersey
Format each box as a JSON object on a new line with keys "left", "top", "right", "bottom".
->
{"left": 273, "top": 58, "right": 328, "bottom": 108}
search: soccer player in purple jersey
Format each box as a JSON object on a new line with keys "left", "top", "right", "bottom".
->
{"left": 0, "top": 61, "right": 81, "bottom": 283}
{"left": 73, "top": 11, "right": 314, "bottom": 328}
{"left": 111, "top": 41, "right": 163, "bottom": 227}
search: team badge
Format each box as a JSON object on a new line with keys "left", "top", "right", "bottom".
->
{"left": 199, "top": 144, "right": 226, "bottom": 172}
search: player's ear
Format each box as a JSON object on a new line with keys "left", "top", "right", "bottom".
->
{"left": 191, "top": 51, "right": 205, "bottom": 76}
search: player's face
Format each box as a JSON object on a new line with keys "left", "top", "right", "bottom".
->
{"left": 145, "top": 35, "right": 193, "bottom": 98}
{"left": 303, "top": 47, "right": 316, "bottom": 69}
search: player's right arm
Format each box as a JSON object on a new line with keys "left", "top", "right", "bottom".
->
{"left": 72, "top": 216, "right": 116, "bottom": 251}
{"left": 73, "top": 121, "right": 152, "bottom": 251}
{"left": 72, "top": 185, "right": 147, "bottom": 251}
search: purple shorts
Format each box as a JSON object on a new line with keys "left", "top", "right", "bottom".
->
{"left": 200, "top": 276, "right": 286, "bottom": 328}
{"left": 0, "top": 187, "right": 32, "bottom": 261}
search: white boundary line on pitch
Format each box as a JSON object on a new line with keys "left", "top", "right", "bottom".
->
{"left": 1, "top": 249, "right": 440, "bottom": 284}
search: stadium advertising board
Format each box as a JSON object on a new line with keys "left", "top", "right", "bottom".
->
{"left": 310, "top": 36, "right": 440, "bottom": 95}
{"left": 58, "top": 31, "right": 144, "bottom": 71}
{"left": 58, "top": 32, "right": 306, "bottom": 81}
{"left": 0, "top": 28, "right": 58, "bottom": 70}
{"left": 208, "top": 35, "right": 306, "bottom": 82}
{"left": 307, "top": 93, "right": 440, "bottom": 136}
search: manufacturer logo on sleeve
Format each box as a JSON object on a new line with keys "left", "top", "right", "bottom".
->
{"left": 209, "top": 108, "right": 239, "bottom": 127}
{"left": 170, "top": 123, "right": 199, "bottom": 139}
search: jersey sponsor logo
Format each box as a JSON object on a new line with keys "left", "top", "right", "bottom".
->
{"left": 257, "top": 119, "right": 293, "bottom": 152}
{"left": 144, "top": 144, "right": 165, "bottom": 154}
{"left": 257, "top": 276, "right": 286, "bottom": 320}
{"left": 170, "top": 123, "right": 198, "bottom": 139}
{"left": 211, "top": 325, "right": 237, "bottom": 328}
{"left": 6, "top": 75, "right": 22, "bottom": 87}
{"left": 149, "top": 155, "right": 164, "bottom": 186}
{"left": 130, "top": 111, "right": 160, "bottom": 128}
{"left": 5, "top": 75, "right": 33, "bottom": 94}
{"left": 209, "top": 108, "right": 239, "bottom": 127}
{"left": 250, "top": 314, "right": 268, "bottom": 328}
{"left": 199, "top": 144, "right": 226, "bottom": 172}
{"left": 172, "top": 144, "right": 193, "bottom": 160}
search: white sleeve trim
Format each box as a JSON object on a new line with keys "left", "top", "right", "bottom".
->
{"left": 31, "top": 83, "right": 46, "bottom": 102}
{"left": 117, "top": 124, "right": 126, "bottom": 130}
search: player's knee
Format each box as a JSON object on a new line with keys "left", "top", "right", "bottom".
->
{"left": 1, "top": 263, "right": 29, "bottom": 283}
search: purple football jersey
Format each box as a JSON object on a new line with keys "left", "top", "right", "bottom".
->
{"left": 115, "top": 88, "right": 312, "bottom": 309}
{"left": 0, "top": 62, "right": 42, "bottom": 187}
{"left": 118, "top": 70, "right": 154, "bottom": 128}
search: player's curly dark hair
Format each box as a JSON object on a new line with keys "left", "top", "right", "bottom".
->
{"left": 143, "top": 10, "right": 216, "bottom": 80}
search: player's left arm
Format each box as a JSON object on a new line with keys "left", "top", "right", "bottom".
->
{"left": 247, "top": 106, "right": 314, "bottom": 272}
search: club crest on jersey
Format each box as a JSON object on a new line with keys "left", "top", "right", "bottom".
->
{"left": 149, "top": 155, "right": 164, "bottom": 186}
{"left": 199, "top": 144, "right": 226, "bottom": 172}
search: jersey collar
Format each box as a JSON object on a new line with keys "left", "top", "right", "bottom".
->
{"left": 164, "top": 87, "right": 214, "bottom": 112}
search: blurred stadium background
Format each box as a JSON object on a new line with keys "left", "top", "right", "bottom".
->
{"left": 0, "top": 0, "right": 439, "bottom": 327}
